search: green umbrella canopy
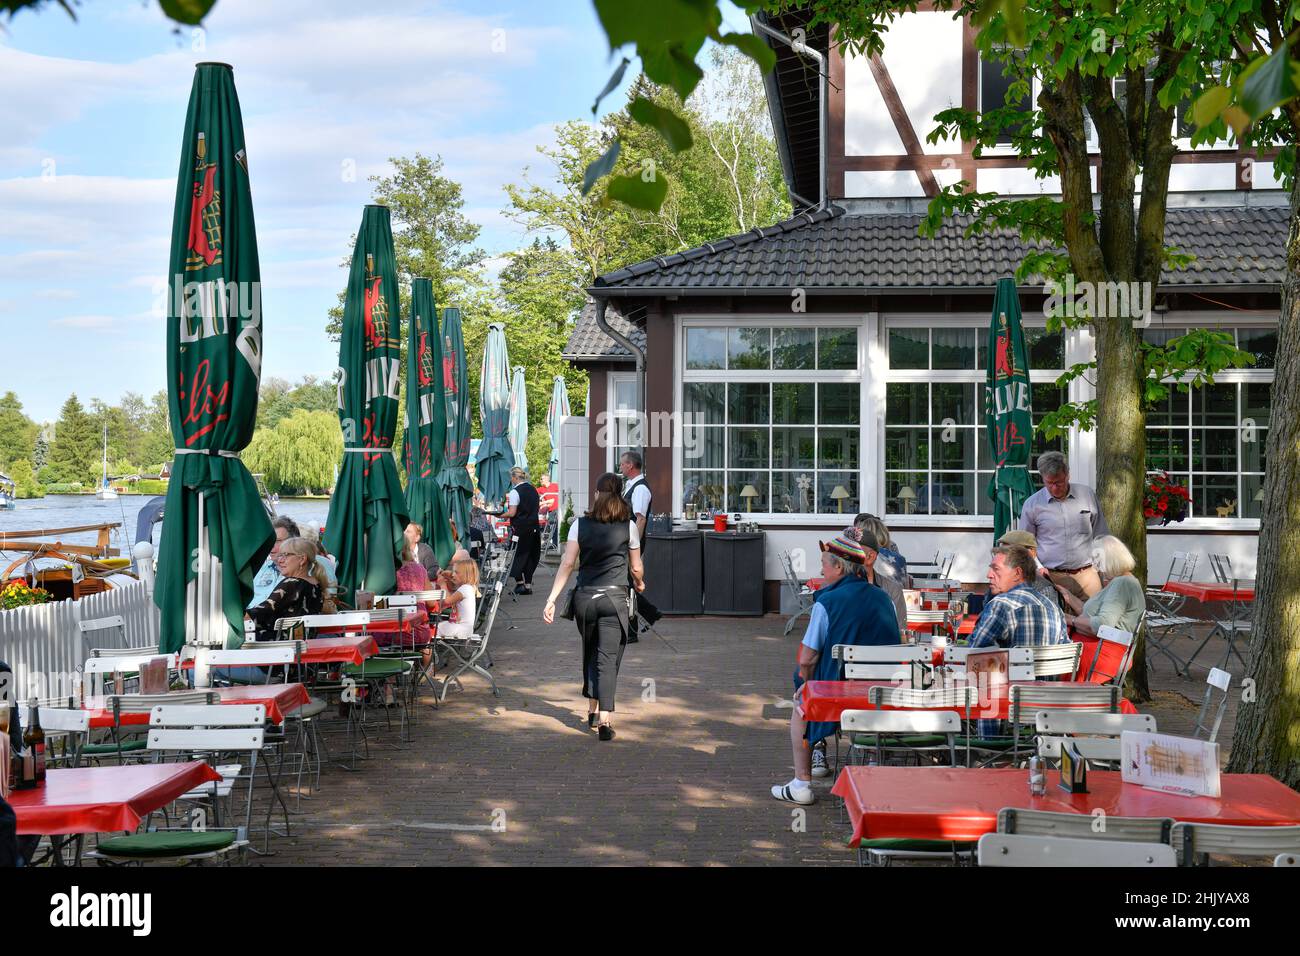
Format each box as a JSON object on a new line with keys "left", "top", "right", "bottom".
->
{"left": 984, "top": 277, "right": 1036, "bottom": 541}
{"left": 323, "top": 204, "right": 410, "bottom": 600}
{"left": 546, "top": 374, "right": 570, "bottom": 477}
{"left": 155, "top": 62, "right": 274, "bottom": 654}
{"left": 436, "top": 306, "right": 473, "bottom": 549}
{"left": 508, "top": 365, "right": 529, "bottom": 475}
{"left": 403, "top": 278, "right": 455, "bottom": 567}
{"left": 475, "top": 323, "right": 515, "bottom": 505}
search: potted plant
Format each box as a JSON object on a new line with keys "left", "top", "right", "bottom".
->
{"left": 1144, "top": 471, "right": 1192, "bottom": 526}
{"left": 1, "top": 579, "right": 53, "bottom": 611}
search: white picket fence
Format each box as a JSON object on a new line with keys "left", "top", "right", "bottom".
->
{"left": 0, "top": 581, "right": 158, "bottom": 701}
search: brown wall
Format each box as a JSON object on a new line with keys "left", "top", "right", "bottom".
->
{"left": 586, "top": 365, "right": 607, "bottom": 494}
{"left": 644, "top": 301, "right": 674, "bottom": 510}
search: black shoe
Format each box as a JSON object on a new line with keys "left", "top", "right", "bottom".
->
{"left": 598, "top": 724, "right": 615, "bottom": 741}
{"left": 514, "top": 583, "right": 531, "bottom": 595}
{"left": 588, "top": 713, "right": 598, "bottom": 728}
{"left": 626, "top": 634, "right": 639, "bottom": 644}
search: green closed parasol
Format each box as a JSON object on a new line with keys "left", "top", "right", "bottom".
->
{"left": 436, "top": 306, "right": 473, "bottom": 549}
{"left": 403, "top": 278, "right": 455, "bottom": 567}
{"left": 508, "top": 365, "right": 529, "bottom": 475}
{"left": 985, "top": 277, "right": 1036, "bottom": 540}
{"left": 155, "top": 63, "right": 274, "bottom": 662}
{"left": 323, "top": 204, "right": 410, "bottom": 601}
{"left": 474, "top": 322, "right": 514, "bottom": 505}
{"left": 546, "top": 374, "right": 569, "bottom": 477}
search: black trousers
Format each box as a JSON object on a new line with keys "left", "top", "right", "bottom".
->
{"left": 631, "top": 534, "right": 661, "bottom": 623}
{"left": 574, "top": 588, "right": 629, "bottom": 711}
{"left": 509, "top": 526, "right": 541, "bottom": 584}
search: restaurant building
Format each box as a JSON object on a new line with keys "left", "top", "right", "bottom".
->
{"left": 562, "top": 8, "right": 1284, "bottom": 604}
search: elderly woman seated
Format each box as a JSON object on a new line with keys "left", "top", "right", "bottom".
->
{"left": 1056, "top": 535, "right": 1145, "bottom": 635}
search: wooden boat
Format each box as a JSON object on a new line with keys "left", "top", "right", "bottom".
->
{"left": 0, "top": 523, "right": 135, "bottom": 601}
{"left": 0, "top": 473, "right": 14, "bottom": 510}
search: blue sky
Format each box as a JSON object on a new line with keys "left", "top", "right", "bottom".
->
{"left": 0, "top": 0, "right": 752, "bottom": 422}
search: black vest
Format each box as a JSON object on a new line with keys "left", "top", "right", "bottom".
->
{"left": 575, "top": 517, "right": 630, "bottom": 589}
{"left": 510, "top": 481, "right": 539, "bottom": 535}
{"left": 622, "top": 474, "right": 651, "bottom": 515}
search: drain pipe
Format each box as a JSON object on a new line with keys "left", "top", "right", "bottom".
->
{"left": 753, "top": 16, "right": 827, "bottom": 209}
{"left": 593, "top": 295, "right": 645, "bottom": 459}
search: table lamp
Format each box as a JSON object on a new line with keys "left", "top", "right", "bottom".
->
{"left": 830, "top": 484, "right": 850, "bottom": 513}
{"left": 740, "top": 484, "right": 759, "bottom": 512}
{"left": 897, "top": 485, "right": 917, "bottom": 514}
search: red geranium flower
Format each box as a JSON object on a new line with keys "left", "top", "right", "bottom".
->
{"left": 1144, "top": 507, "right": 1156, "bottom": 518}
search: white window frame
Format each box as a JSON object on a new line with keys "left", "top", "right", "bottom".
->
{"left": 675, "top": 314, "right": 870, "bottom": 525}
{"left": 1141, "top": 310, "right": 1276, "bottom": 532}
{"left": 877, "top": 312, "right": 1070, "bottom": 528}
{"left": 606, "top": 371, "right": 641, "bottom": 474}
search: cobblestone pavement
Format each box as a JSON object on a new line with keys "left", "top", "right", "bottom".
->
{"left": 262, "top": 565, "right": 1244, "bottom": 867}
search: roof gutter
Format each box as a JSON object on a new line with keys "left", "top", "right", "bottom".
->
{"left": 752, "top": 15, "right": 827, "bottom": 210}
{"left": 591, "top": 294, "right": 646, "bottom": 457}
{"left": 588, "top": 283, "right": 1283, "bottom": 298}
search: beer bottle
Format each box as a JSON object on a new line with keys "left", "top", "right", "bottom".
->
{"left": 23, "top": 697, "right": 45, "bottom": 784}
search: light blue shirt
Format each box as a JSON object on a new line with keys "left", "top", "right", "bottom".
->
{"left": 247, "top": 558, "right": 282, "bottom": 609}
{"left": 800, "top": 602, "right": 829, "bottom": 654}
{"left": 315, "top": 555, "right": 337, "bottom": 590}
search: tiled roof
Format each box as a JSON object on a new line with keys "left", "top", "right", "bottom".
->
{"left": 569, "top": 204, "right": 1286, "bottom": 359}
{"left": 561, "top": 299, "right": 646, "bottom": 362}
{"left": 590, "top": 204, "right": 1287, "bottom": 293}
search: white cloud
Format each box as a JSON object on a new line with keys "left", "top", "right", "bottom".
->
{"left": 50, "top": 314, "right": 117, "bottom": 329}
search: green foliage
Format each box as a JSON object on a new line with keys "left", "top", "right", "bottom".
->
{"left": 3, "top": 0, "right": 214, "bottom": 25}
{"left": 524, "top": 423, "right": 553, "bottom": 480}
{"left": 559, "top": 493, "right": 575, "bottom": 544}
{"left": 43, "top": 482, "right": 85, "bottom": 495}
{"left": 46, "top": 393, "right": 98, "bottom": 485}
{"left": 242, "top": 409, "right": 343, "bottom": 496}
{"left": 258, "top": 375, "right": 336, "bottom": 429}
{"left": 0, "top": 392, "right": 38, "bottom": 471}
{"left": 7, "top": 459, "right": 43, "bottom": 499}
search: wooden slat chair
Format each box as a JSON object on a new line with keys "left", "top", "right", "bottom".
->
{"left": 1029, "top": 642, "right": 1084, "bottom": 680}
{"left": 866, "top": 684, "right": 978, "bottom": 769}
{"left": 944, "top": 646, "right": 1035, "bottom": 681}
{"left": 1083, "top": 623, "right": 1139, "bottom": 685}
{"left": 1171, "top": 822, "right": 1300, "bottom": 867}
{"left": 1005, "top": 683, "right": 1119, "bottom": 763}
{"left": 841, "top": 704, "right": 976, "bottom": 867}
{"left": 779, "top": 550, "right": 815, "bottom": 636}
{"left": 1193, "top": 668, "right": 1233, "bottom": 742}
{"left": 84, "top": 646, "right": 177, "bottom": 697}
{"left": 81, "top": 687, "right": 209, "bottom": 765}
{"left": 832, "top": 643, "right": 929, "bottom": 682}
{"left": 16, "top": 699, "right": 89, "bottom": 769}
{"left": 1033, "top": 711, "right": 1156, "bottom": 771}
{"left": 435, "top": 580, "right": 503, "bottom": 703}
{"left": 85, "top": 705, "right": 265, "bottom": 866}
{"left": 978, "top": 833, "right": 1175, "bottom": 867}
{"left": 998, "top": 807, "right": 1174, "bottom": 844}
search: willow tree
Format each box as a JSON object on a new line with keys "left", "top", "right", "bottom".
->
{"left": 242, "top": 409, "right": 342, "bottom": 495}
{"left": 799, "top": 0, "right": 1254, "bottom": 699}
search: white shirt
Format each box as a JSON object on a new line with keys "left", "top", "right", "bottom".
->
{"left": 626, "top": 476, "right": 651, "bottom": 518}
{"left": 568, "top": 519, "right": 641, "bottom": 550}
{"left": 506, "top": 488, "right": 520, "bottom": 509}
{"left": 453, "top": 583, "right": 476, "bottom": 626}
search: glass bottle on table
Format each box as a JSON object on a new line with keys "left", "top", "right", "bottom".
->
{"left": 24, "top": 697, "right": 45, "bottom": 784}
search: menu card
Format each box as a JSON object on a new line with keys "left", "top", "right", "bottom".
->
{"left": 965, "top": 648, "right": 1009, "bottom": 717}
{"left": 139, "top": 656, "right": 170, "bottom": 696}
{"left": 1120, "top": 731, "right": 1221, "bottom": 798}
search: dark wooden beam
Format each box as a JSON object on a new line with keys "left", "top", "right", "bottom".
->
{"left": 868, "top": 53, "right": 941, "bottom": 197}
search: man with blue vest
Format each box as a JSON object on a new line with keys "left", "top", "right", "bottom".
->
{"left": 771, "top": 529, "right": 901, "bottom": 805}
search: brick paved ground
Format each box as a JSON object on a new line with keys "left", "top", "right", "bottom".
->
{"left": 258, "top": 565, "right": 1248, "bottom": 867}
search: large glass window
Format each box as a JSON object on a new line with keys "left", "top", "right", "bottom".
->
{"left": 608, "top": 374, "right": 642, "bottom": 472}
{"left": 682, "top": 324, "right": 860, "bottom": 515}
{"left": 885, "top": 324, "right": 1063, "bottom": 517}
{"left": 1143, "top": 325, "right": 1274, "bottom": 520}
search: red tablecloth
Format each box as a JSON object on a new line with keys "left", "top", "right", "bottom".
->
{"left": 8, "top": 761, "right": 221, "bottom": 836}
{"left": 84, "top": 683, "right": 311, "bottom": 728}
{"left": 298, "top": 635, "right": 379, "bottom": 665}
{"left": 832, "top": 766, "right": 1300, "bottom": 846}
{"left": 315, "top": 609, "right": 429, "bottom": 635}
{"left": 800, "top": 679, "right": 1137, "bottom": 723}
{"left": 1164, "top": 581, "right": 1254, "bottom": 602}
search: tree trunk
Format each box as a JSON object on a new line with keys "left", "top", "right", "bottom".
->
{"left": 1225, "top": 174, "right": 1300, "bottom": 787}
{"left": 1094, "top": 313, "right": 1151, "bottom": 701}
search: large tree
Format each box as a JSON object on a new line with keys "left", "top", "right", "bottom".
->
{"left": 242, "top": 409, "right": 342, "bottom": 496}
{"left": 0, "top": 391, "right": 37, "bottom": 471}
{"left": 45, "top": 393, "right": 98, "bottom": 485}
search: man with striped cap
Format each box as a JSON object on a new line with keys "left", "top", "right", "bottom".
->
{"left": 771, "top": 529, "right": 900, "bottom": 805}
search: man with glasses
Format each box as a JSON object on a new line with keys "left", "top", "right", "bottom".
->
{"left": 246, "top": 517, "right": 298, "bottom": 609}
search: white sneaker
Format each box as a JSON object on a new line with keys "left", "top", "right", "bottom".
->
{"left": 771, "top": 782, "right": 815, "bottom": 805}
{"left": 810, "top": 748, "right": 830, "bottom": 778}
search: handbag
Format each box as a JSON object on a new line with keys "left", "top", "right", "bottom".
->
{"left": 559, "top": 587, "right": 576, "bottom": 620}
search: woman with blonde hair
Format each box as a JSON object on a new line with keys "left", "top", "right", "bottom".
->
{"left": 1057, "top": 534, "right": 1144, "bottom": 635}
{"left": 245, "top": 536, "right": 326, "bottom": 642}
{"left": 436, "top": 557, "right": 480, "bottom": 642}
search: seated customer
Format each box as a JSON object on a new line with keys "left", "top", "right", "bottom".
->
{"left": 996, "top": 529, "right": 1059, "bottom": 607}
{"left": 298, "top": 524, "right": 338, "bottom": 613}
{"left": 969, "top": 545, "right": 1069, "bottom": 649}
{"left": 245, "top": 537, "right": 326, "bottom": 643}
{"left": 1057, "top": 535, "right": 1144, "bottom": 635}
{"left": 247, "top": 518, "right": 297, "bottom": 609}
{"left": 849, "top": 525, "right": 908, "bottom": 641}
{"left": 771, "top": 530, "right": 899, "bottom": 806}
{"left": 854, "top": 513, "right": 909, "bottom": 585}
{"left": 395, "top": 542, "right": 433, "bottom": 648}
{"left": 436, "top": 557, "right": 480, "bottom": 641}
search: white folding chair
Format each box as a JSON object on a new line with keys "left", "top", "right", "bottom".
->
{"left": 1172, "top": 822, "right": 1300, "bottom": 866}
{"left": 1276, "top": 853, "right": 1300, "bottom": 867}
{"left": 16, "top": 700, "right": 89, "bottom": 768}
{"left": 978, "top": 833, "right": 1175, "bottom": 867}
{"left": 436, "top": 580, "right": 503, "bottom": 702}
{"left": 1086, "top": 624, "right": 1138, "bottom": 685}
{"left": 833, "top": 643, "right": 929, "bottom": 681}
{"left": 1007, "top": 683, "right": 1119, "bottom": 760}
{"left": 83, "top": 690, "right": 215, "bottom": 765}
{"left": 779, "top": 550, "right": 815, "bottom": 636}
{"left": 1193, "top": 667, "right": 1232, "bottom": 742}
{"left": 997, "top": 807, "right": 1174, "bottom": 844}
{"left": 841, "top": 708, "right": 962, "bottom": 767}
{"left": 1034, "top": 711, "right": 1156, "bottom": 737}
{"left": 945, "top": 646, "right": 1034, "bottom": 681}
{"left": 1029, "top": 642, "right": 1083, "bottom": 679}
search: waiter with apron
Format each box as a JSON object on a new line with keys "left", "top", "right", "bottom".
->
{"left": 619, "top": 451, "right": 662, "bottom": 639}
{"left": 505, "top": 466, "right": 542, "bottom": 594}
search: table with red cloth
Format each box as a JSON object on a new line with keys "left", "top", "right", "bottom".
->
{"left": 832, "top": 766, "right": 1300, "bottom": 846}
{"left": 313, "top": 608, "right": 430, "bottom": 647}
{"left": 1163, "top": 580, "right": 1255, "bottom": 602}
{"left": 182, "top": 635, "right": 380, "bottom": 669}
{"left": 800, "top": 679, "right": 1137, "bottom": 723}
{"left": 9, "top": 761, "right": 222, "bottom": 836}
{"left": 83, "top": 683, "right": 311, "bottom": 728}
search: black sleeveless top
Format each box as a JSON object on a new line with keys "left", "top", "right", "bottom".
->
{"left": 510, "top": 481, "right": 540, "bottom": 535}
{"left": 575, "top": 517, "right": 630, "bottom": 589}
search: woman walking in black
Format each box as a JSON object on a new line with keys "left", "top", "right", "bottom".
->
{"left": 543, "top": 472, "right": 645, "bottom": 740}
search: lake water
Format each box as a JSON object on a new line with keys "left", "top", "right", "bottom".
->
{"left": 0, "top": 494, "right": 333, "bottom": 554}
